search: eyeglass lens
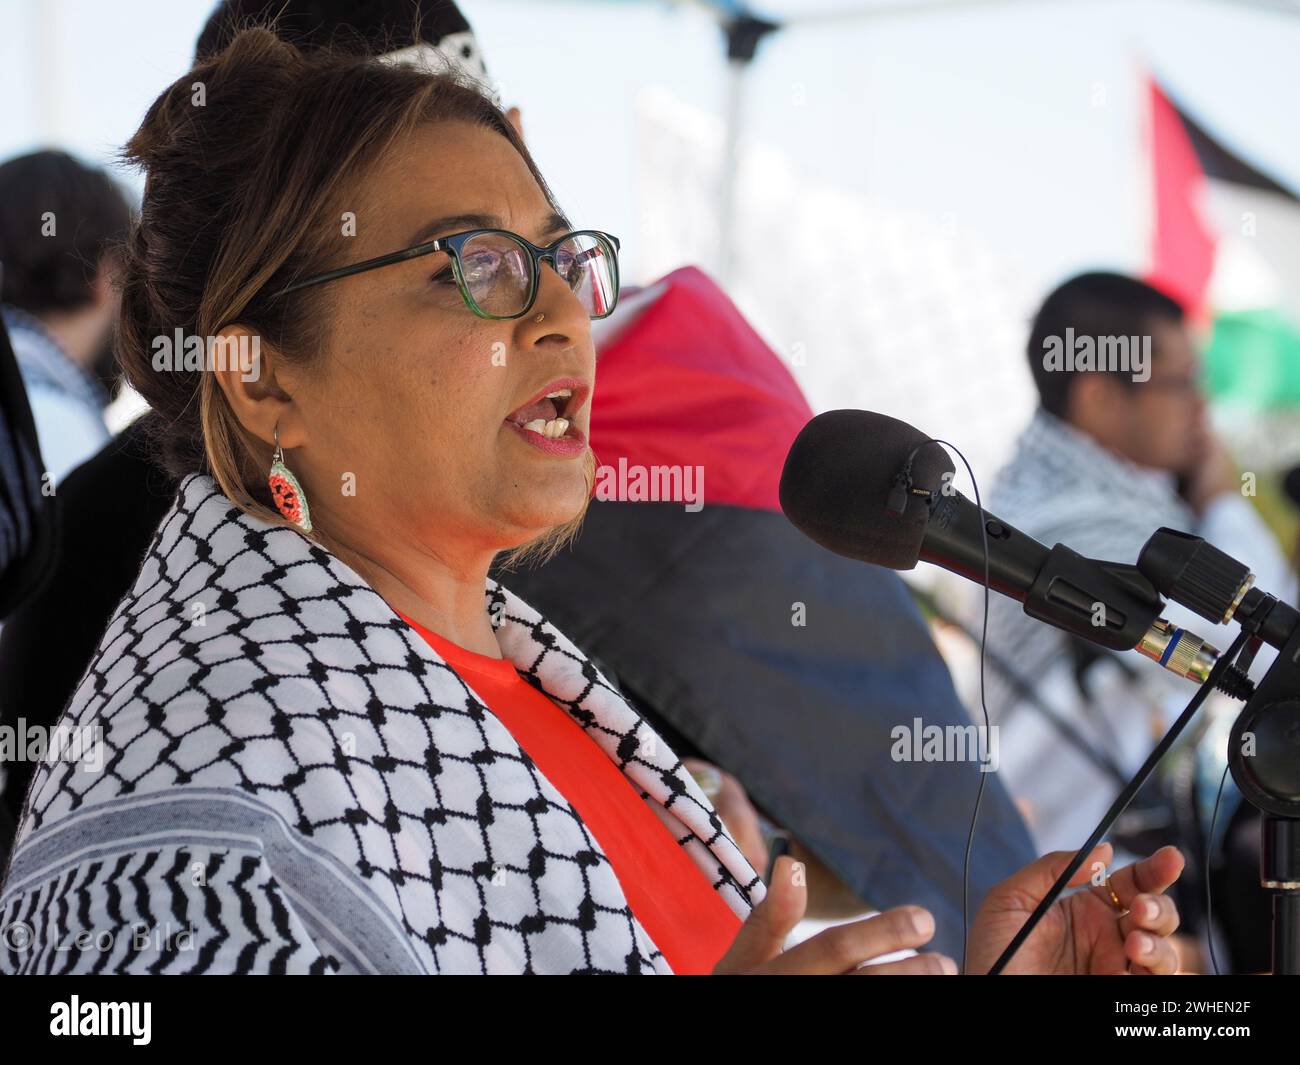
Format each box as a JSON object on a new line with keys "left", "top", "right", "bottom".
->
{"left": 458, "top": 232, "right": 617, "bottom": 318}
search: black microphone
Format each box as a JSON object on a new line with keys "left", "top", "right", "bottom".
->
{"left": 779, "top": 409, "right": 1251, "bottom": 694}
{"left": 778, "top": 408, "right": 1044, "bottom": 595}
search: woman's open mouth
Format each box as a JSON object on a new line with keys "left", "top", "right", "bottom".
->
{"left": 505, "top": 378, "right": 590, "bottom": 457}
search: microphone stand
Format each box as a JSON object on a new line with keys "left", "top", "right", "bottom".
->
{"left": 1222, "top": 601, "right": 1300, "bottom": 974}
{"left": 989, "top": 526, "right": 1300, "bottom": 975}
{"left": 1141, "top": 529, "right": 1300, "bottom": 976}
{"left": 985, "top": 624, "right": 1253, "bottom": 974}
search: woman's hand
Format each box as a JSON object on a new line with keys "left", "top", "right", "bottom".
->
{"left": 967, "top": 843, "right": 1185, "bottom": 975}
{"left": 713, "top": 856, "right": 958, "bottom": 974}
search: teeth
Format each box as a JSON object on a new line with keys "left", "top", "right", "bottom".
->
{"left": 546, "top": 389, "right": 573, "bottom": 399}
{"left": 521, "top": 417, "right": 569, "bottom": 438}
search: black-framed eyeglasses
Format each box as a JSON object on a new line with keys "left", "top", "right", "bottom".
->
{"left": 273, "top": 228, "right": 621, "bottom": 320}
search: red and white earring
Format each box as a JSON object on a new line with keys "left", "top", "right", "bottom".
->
{"left": 268, "top": 422, "right": 312, "bottom": 532}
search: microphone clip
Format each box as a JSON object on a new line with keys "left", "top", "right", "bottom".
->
{"left": 886, "top": 470, "right": 912, "bottom": 515}
{"left": 887, "top": 457, "right": 932, "bottom": 516}
{"left": 883, "top": 444, "right": 935, "bottom": 517}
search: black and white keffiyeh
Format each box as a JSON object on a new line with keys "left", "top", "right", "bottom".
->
{"left": 0, "top": 475, "right": 761, "bottom": 974}
{"left": 975, "top": 408, "right": 1200, "bottom": 709}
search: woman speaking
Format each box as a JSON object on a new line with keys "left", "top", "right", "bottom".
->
{"left": 0, "top": 29, "right": 1182, "bottom": 975}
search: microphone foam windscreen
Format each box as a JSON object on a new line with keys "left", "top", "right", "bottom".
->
{"left": 779, "top": 409, "right": 955, "bottom": 570}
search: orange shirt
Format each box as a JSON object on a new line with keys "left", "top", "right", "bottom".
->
{"left": 400, "top": 613, "right": 741, "bottom": 974}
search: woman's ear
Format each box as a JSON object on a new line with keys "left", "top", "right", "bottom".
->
{"left": 211, "top": 324, "right": 305, "bottom": 449}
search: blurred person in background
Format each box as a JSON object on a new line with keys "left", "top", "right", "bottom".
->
{"left": 0, "top": 308, "right": 59, "bottom": 853}
{"left": 970, "top": 271, "right": 1293, "bottom": 971}
{"left": 0, "top": 151, "right": 132, "bottom": 481}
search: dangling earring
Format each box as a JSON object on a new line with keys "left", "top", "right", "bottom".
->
{"left": 268, "top": 422, "right": 312, "bottom": 532}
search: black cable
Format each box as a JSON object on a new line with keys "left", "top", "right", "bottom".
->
{"left": 896, "top": 437, "right": 990, "bottom": 975}
{"left": 1205, "top": 763, "right": 1230, "bottom": 976}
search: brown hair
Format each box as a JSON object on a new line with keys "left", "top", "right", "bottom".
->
{"left": 117, "top": 26, "right": 592, "bottom": 561}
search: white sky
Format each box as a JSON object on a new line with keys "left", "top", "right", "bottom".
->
{"left": 4, "top": 0, "right": 1300, "bottom": 476}
{"left": 3, "top": 0, "right": 1299, "bottom": 292}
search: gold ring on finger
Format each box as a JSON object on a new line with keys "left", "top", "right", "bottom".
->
{"left": 1105, "top": 875, "right": 1129, "bottom": 917}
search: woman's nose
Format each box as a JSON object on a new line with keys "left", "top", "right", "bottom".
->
{"left": 524, "top": 260, "right": 589, "bottom": 341}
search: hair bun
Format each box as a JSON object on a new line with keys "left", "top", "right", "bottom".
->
{"left": 124, "top": 28, "right": 303, "bottom": 174}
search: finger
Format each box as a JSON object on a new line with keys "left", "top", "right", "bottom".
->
{"left": 713, "top": 855, "right": 806, "bottom": 973}
{"left": 852, "top": 952, "right": 958, "bottom": 976}
{"left": 1118, "top": 893, "right": 1180, "bottom": 941}
{"left": 761, "top": 905, "right": 936, "bottom": 975}
{"left": 1065, "top": 843, "right": 1115, "bottom": 889}
{"left": 999, "top": 842, "right": 1114, "bottom": 902}
{"left": 1106, "top": 846, "right": 1186, "bottom": 907}
{"left": 1125, "top": 930, "right": 1179, "bottom": 975}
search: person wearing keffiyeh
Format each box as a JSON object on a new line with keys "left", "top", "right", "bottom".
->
{"left": 972, "top": 273, "right": 1293, "bottom": 867}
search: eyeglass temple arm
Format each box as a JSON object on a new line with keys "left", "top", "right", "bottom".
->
{"left": 274, "top": 239, "right": 445, "bottom": 298}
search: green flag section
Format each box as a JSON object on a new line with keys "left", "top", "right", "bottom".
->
{"left": 1205, "top": 308, "right": 1300, "bottom": 408}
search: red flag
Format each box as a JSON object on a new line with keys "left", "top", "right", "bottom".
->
{"left": 1146, "top": 75, "right": 1217, "bottom": 321}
